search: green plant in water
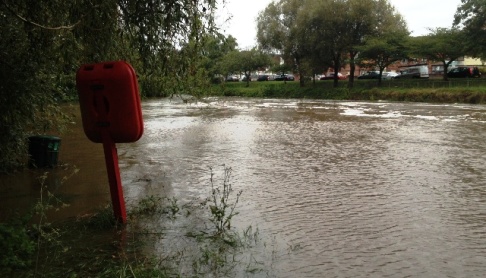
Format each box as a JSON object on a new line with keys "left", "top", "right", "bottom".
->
{"left": 207, "top": 166, "right": 243, "bottom": 236}
{"left": 129, "top": 195, "right": 182, "bottom": 220}
{"left": 0, "top": 167, "right": 79, "bottom": 275}
{"left": 0, "top": 165, "right": 268, "bottom": 277}
{"left": 79, "top": 204, "right": 119, "bottom": 230}
{"left": 130, "top": 195, "right": 164, "bottom": 216}
{"left": 163, "top": 197, "right": 180, "bottom": 219}
{"left": 31, "top": 172, "right": 72, "bottom": 275}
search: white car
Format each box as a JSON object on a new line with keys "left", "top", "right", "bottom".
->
{"left": 382, "top": 72, "right": 399, "bottom": 80}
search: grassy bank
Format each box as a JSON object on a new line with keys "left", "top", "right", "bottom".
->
{"left": 210, "top": 79, "right": 486, "bottom": 104}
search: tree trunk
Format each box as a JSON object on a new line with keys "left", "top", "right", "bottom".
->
{"left": 348, "top": 52, "right": 357, "bottom": 88}
{"left": 378, "top": 67, "right": 384, "bottom": 86}
{"left": 333, "top": 53, "right": 341, "bottom": 88}
{"left": 295, "top": 56, "right": 305, "bottom": 87}
{"left": 442, "top": 61, "right": 449, "bottom": 81}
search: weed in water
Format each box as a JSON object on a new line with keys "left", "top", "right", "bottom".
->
{"left": 162, "top": 196, "right": 180, "bottom": 219}
{"left": 77, "top": 204, "right": 120, "bottom": 230}
{"left": 32, "top": 172, "right": 71, "bottom": 275}
{"left": 207, "top": 165, "right": 243, "bottom": 236}
{"left": 129, "top": 195, "right": 182, "bottom": 220}
{"left": 129, "top": 195, "right": 164, "bottom": 216}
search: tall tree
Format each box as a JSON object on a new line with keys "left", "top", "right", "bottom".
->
{"left": 357, "top": 1, "right": 409, "bottom": 84}
{"left": 410, "top": 28, "right": 466, "bottom": 81}
{"left": 200, "top": 34, "right": 238, "bottom": 83}
{"left": 301, "top": 0, "right": 348, "bottom": 87}
{"left": 347, "top": 0, "right": 407, "bottom": 86}
{"left": 358, "top": 31, "right": 408, "bottom": 84}
{"left": 256, "top": 0, "right": 310, "bottom": 87}
{"left": 343, "top": 0, "right": 379, "bottom": 87}
{"left": 221, "top": 49, "right": 272, "bottom": 87}
{"left": 454, "top": 0, "right": 486, "bottom": 58}
{"left": 295, "top": 0, "right": 333, "bottom": 85}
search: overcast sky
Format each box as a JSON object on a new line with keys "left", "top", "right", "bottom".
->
{"left": 216, "top": 0, "right": 463, "bottom": 49}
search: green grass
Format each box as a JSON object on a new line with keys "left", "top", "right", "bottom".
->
{"left": 209, "top": 79, "right": 486, "bottom": 104}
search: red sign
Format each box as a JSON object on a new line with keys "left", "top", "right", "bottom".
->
{"left": 76, "top": 61, "right": 143, "bottom": 143}
{"left": 76, "top": 61, "right": 144, "bottom": 223}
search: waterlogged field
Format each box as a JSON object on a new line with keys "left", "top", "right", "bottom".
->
{"left": 2, "top": 97, "right": 486, "bottom": 277}
{"left": 119, "top": 97, "right": 486, "bottom": 277}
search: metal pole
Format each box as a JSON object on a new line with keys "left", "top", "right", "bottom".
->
{"left": 102, "top": 130, "right": 127, "bottom": 224}
{"left": 93, "top": 87, "right": 127, "bottom": 224}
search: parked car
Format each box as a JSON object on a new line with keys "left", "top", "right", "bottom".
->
{"left": 382, "top": 72, "right": 399, "bottom": 80}
{"left": 275, "top": 74, "right": 295, "bottom": 81}
{"left": 358, "top": 71, "right": 381, "bottom": 79}
{"left": 321, "top": 72, "right": 346, "bottom": 80}
{"left": 225, "top": 75, "right": 239, "bottom": 82}
{"left": 240, "top": 75, "right": 251, "bottom": 82}
{"left": 395, "top": 69, "right": 420, "bottom": 79}
{"left": 257, "top": 75, "right": 269, "bottom": 81}
{"left": 395, "top": 65, "right": 429, "bottom": 79}
{"left": 447, "top": 66, "right": 481, "bottom": 78}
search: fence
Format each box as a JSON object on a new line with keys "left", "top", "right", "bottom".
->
{"left": 350, "top": 78, "right": 486, "bottom": 90}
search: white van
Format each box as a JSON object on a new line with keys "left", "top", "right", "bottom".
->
{"left": 396, "top": 65, "right": 429, "bottom": 79}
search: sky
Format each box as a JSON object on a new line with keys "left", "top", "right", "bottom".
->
{"left": 216, "top": 0, "right": 463, "bottom": 49}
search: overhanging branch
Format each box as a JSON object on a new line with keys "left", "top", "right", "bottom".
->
{"left": 2, "top": 0, "right": 81, "bottom": 30}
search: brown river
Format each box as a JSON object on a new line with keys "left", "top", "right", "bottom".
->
{"left": 2, "top": 97, "right": 486, "bottom": 277}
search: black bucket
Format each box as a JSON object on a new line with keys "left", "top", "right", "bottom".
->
{"left": 28, "top": 136, "right": 61, "bottom": 168}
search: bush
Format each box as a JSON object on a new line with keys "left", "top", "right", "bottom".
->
{"left": 0, "top": 219, "right": 35, "bottom": 272}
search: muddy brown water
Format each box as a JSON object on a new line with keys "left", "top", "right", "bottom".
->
{"left": 2, "top": 97, "right": 486, "bottom": 277}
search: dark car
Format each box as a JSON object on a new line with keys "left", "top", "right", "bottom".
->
{"left": 275, "top": 74, "right": 295, "bottom": 81}
{"left": 447, "top": 67, "right": 481, "bottom": 78}
{"left": 257, "top": 75, "right": 269, "bottom": 81}
{"left": 358, "top": 71, "right": 380, "bottom": 79}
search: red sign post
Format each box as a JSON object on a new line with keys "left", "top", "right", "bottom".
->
{"left": 76, "top": 61, "right": 143, "bottom": 223}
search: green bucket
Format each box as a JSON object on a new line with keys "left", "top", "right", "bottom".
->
{"left": 28, "top": 135, "right": 61, "bottom": 168}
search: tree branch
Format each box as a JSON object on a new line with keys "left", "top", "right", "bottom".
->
{"left": 2, "top": 0, "right": 81, "bottom": 30}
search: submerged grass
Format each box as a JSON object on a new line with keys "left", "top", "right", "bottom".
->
{"left": 1, "top": 166, "right": 266, "bottom": 277}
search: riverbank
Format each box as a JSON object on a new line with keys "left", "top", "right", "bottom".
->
{"left": 210, "top": 79, "right": 486, "bottom": 104}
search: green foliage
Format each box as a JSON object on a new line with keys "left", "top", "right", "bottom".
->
{"left": 0, "top": 170, "right": 77, "bottom": 274}
{"left": 0, "top": 4, "right": 71, "bottom": 172}
{"left": 454, "top": 0, "right": 486, "bottom": 58}
{"left": 257, "top": 0, "right": 408, "bottom": 88}
{"left": 221, "top": 48, "right": 273, "bottom": 87}
{"left": 0, "top": 0, "right": 222, "bottom": 172}
{"left": 409, "top": 28, "right": 467, "bottom": 80}
{"left": 200, "top": 34, "right": 239, "bottom": 83}
{"left": 79, "top": 204, "right": 119, "bottom": 230}
{"left": 0, "top": 218, "right": 35, "bottom": 272}
{"left": 358, "top": 31, "right": 409, "bottom": 84}
{"left": 257, "top": 0, "right": 312, "bottom": 86}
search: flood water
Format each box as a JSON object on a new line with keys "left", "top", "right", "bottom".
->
{"left": 2, "top": 97, "right": 486, "bottom": 277}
